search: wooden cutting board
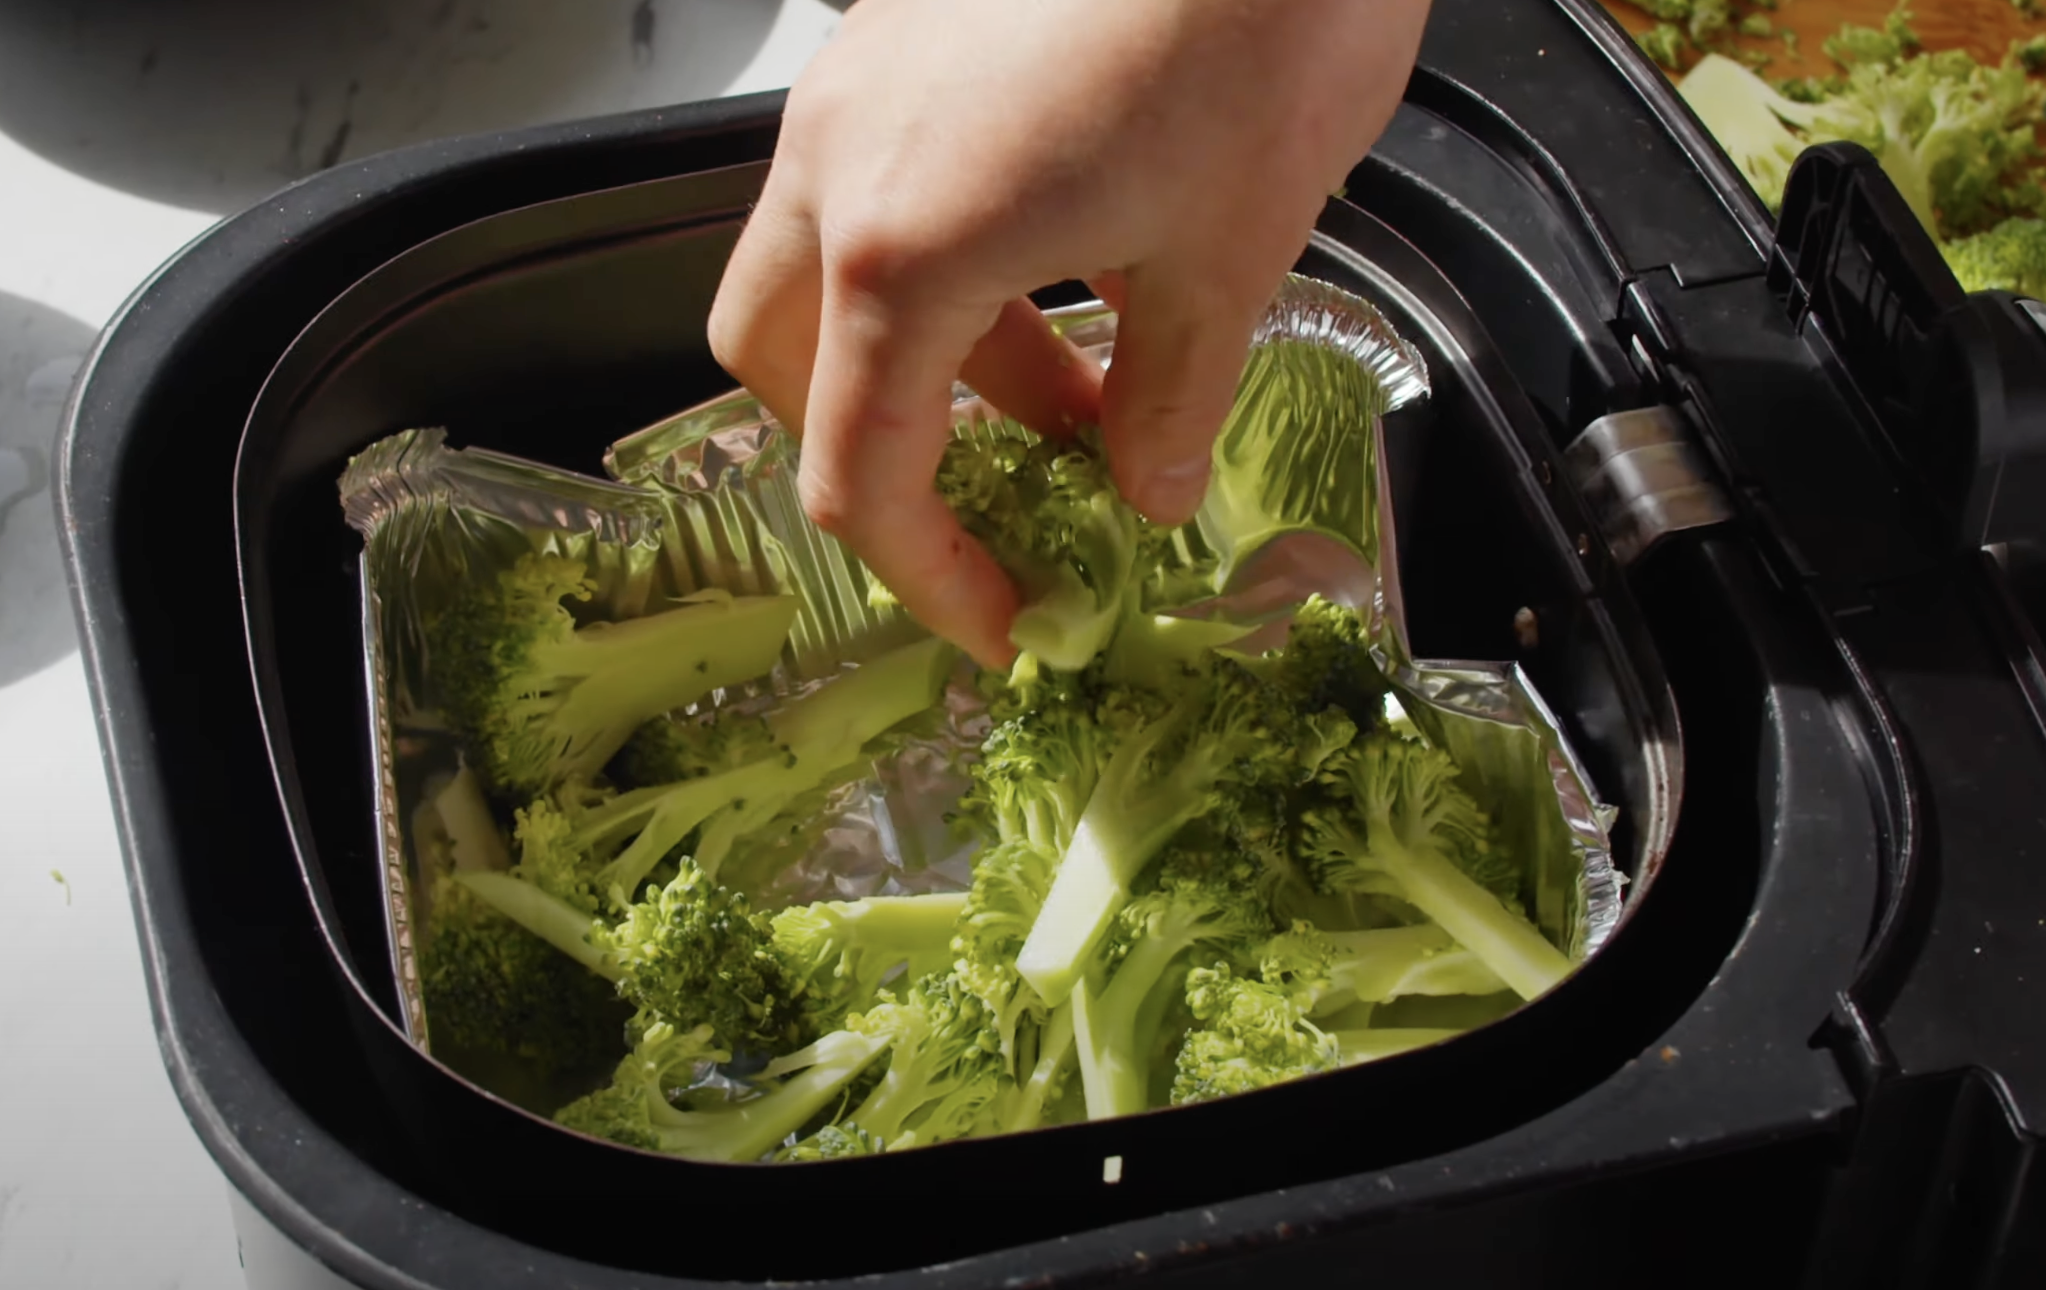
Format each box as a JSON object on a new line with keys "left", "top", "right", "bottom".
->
{"left": 1598, "top": 0, "right": 2045, "bottom": 82}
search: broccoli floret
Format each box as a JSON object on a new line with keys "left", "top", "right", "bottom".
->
{"left": 593, "top": 859, "right": 809, "bottom": 1054}
{"left": 1824, "top": 18, "right": 1911, "bottom": 68}
{"left": 1251, "top": 594, "right": 1391, "bottom": 728}
{"left": 1635, "top": 0, "right": 1694, "bottom": 22}
{"left": 427, "top": 552, "right": 798, "bottom": 799}
{"left": 770, "top": 891, "right": 968, "bottom": 1031}
{"left": 612, "top": 706, "right": 783, "bottom": 791}
{"left": 511, "top": 780, "right": 675, "bottom": 914}
{"left": 1681, "top": 38, "right": 2046, "bottom": 238}
{"left": 1169, "top": 963, "right": 1340, "bottom": 1106}
{"left": 1679, "top": 54, "right": 1841, "bottom": 212}
{"left": 1687, "top": 0, "right": 1730, "bottom": 45}
{"left": 956, "top": 666, "right": 1157, "bottom": 854}
{"left": 1301, "top": 730, "right": 1574, "bottom": 1001}
{"left": 1638, "top": 23, "right": 1688, "bottom": 71}
{"left": 2017, "top": 36, "right": 2046, "bottom": 76}
{"left": 453, "top": 861, "right": 809, "bottom": 1055}
{"left": 1943, "top": 216, "right": 2046, "bottom": 297}
{"left": 812, "top": 973, "right": 1008, "bottom": 1151}
{"left": 952, "top": 838, "right": 1061, "bottom": 1065}
{"left": 779, "top": 1123, "right": 885, "bottom": 1160}
{"left": 1738, "top": 14, "right": 1771, "bottom": 39}
{"left": 937, "top": 433, "right": 1143, "bottom": 671}
{"left": 1014, "top": 659, "right": 1343, "bottom": 1007}
{"left": 1069, "top": 852, "right": 1275, "bottom": 1120}
{"left": 416, "top": 873, "right": 628, "bottom": 1084}
{"left": 556, "top": 1020, "right": 894, "bottom": 1162}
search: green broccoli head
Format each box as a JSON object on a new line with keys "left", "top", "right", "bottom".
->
{"left": 2015, "top": 35, "right": 2046, "bottom": 75}
{"left": 427, "top": 552, "right": 796, "bottom": 799}
{"left": 779, "top": 1123, "right": 885, "bottom": 1160}
{"left": 770, "top": 892, "right": 968, "bottom": 1032}
{"left": 1681, "top": 34, "right": 2046, "bottom": 240}
{"left": 1942, "top": 216, "right": 2046, "bottom": 298}
{"left": 1637, "top": 22, "right": 1688, "bottom": 72}
{"left": 593, "top": 859, "right": 808, "bottom": 1054}
{"left": 952, "top": 838, "right": 1060, "bottom": 1065}
{"left": 1015, "top": 657, "right": 1342, "bottom": 1008}
{"left": 557, "top": 1022, "right": 895, "bottom": 1162}
{"left": 1305, "top": 732, "right": 1517, "bottom": 907}
{"left": 1686, "top": 0, "right": 1730, "bottom": 45}
{"left": 1169, "top": 963, "right": 1340, "bottom": 1106}
{"left": 936, "top": 432, "right": 1146, "bottom": 672}
{"left": 1302, "top": 731, "right": 1572, "bottom": 1002}
{"left": 553, "top": 1020, "right": 727, "bottom": 1151}
{"left": 611, "top": 707, "right": 783, "bottom": 791}
{"left": 1069, "top": 848, "right": 1281, "bottom": 1119}
{"left": 835, "top": 973, "right": 1008, "bottom": 1150}
{"left": 416, "top": 873, "right": 629, "bottom": 1084}
{"left": 959, "top": 670, "right": 1164, "bottom": 853}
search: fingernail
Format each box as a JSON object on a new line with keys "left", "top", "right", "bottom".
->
{"left": 1137, "top": 457, "right": 1211, "bottom": 526}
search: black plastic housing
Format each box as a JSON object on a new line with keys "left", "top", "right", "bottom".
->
{"left": 52, "top": 0, "right": 2046, "bottom": 1286}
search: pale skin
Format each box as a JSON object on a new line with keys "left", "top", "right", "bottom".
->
{"left": 707, "top": 0, "right": 1434, "bottom": 668}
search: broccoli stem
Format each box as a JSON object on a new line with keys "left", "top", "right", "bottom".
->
{"left": 651, "top": 1029, "right": 894, "bottom": 1162}
{"left": 1365, "top": 835, "right": 1572, "bottom": 1001}
{"left": 1015, "top": 712, "right": 1206, "bottom": 1005}
{"left": 1330, "top": 1028, "right": 1462, "bottom": 1066}
{"left": 455, "top": 870, "right": 617, "bottom": 979}
{"left": 1007, "top": 492, "right": 1136, "bottom": 671}
{"left": 511, "top": 592, "right": 797, "bottom": 790}
{"left": 597, "top": 636, "right": 956, "bottom": 895}
{"left": 1102, "top": 613, "right": 1257, "bottom": 687}
{"left": 1002, "top": 1002, "right": 1076, "bottom": 1133}
{"left": 595, "top": 757, "right": 798, "bottom": 899}
{"left": 1071, "top": 929, "right": 1193, "bottom": 1120}
{"left": 1318, "top": 925, "right": 1507, "bottom": 1008}
{"left": 826, "top": 895, "right": 969, "bottom": 972}
{"left": 435, "top": 766, "right": 510, "bottom": 872}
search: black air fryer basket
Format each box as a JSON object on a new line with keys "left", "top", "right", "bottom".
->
{"left": 55, "top": 0, "right": 2046, "bottom": 1286}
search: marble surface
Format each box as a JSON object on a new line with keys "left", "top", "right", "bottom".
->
{"left": 0, "top": 4, "right": 835, "bottom": 1285}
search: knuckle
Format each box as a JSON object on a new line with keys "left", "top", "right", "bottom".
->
{"left": 704, "top": 293, "right": 754, "bottom": 376}
{"left": 798, "top": 471, "right": 858, "bottom": 540}
{"left": 821, "top": 214, "right": 946, "bottom": 304}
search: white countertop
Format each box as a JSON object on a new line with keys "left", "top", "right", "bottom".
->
{"left": 0, "top": 4, "right": 831, "bottom": 1285}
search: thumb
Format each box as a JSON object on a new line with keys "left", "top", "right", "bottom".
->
{"left": 1097, "top": 268, "right": 1263, "bottom": 526}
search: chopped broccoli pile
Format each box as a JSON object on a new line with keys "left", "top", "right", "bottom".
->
{"left": 1666, "top": 6, "right": 2046, "bottom": 300}
{"left": 410, "top": 420, "right": 1579, "bottom": 1160}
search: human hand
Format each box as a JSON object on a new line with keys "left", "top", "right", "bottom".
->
{"left": 708, "top": 0, "right": 1432, "bottom": 667}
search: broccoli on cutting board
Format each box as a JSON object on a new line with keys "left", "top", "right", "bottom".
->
{"left": 1646, "top": 0, "right": 2046, "bottom": 300}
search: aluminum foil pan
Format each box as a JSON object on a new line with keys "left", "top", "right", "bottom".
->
{"left": 339, "top": 271, "right": 1621, "bottom": 1083}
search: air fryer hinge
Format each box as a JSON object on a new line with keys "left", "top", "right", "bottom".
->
{"left": 1562, "top": 406, "right": 1734, "bottom": 568}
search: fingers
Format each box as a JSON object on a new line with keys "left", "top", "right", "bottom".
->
{"left": 707, "top": 183, "right": 825, "bottom": 437}
{"left": 801, "top": 266, "right": 1022, "bottom": 670}
{"left": 960, "top": 297, "right": 1104, "bottom": 439}
{"left": 1097, "top": 266, "right": 1263, "bottom": 526}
